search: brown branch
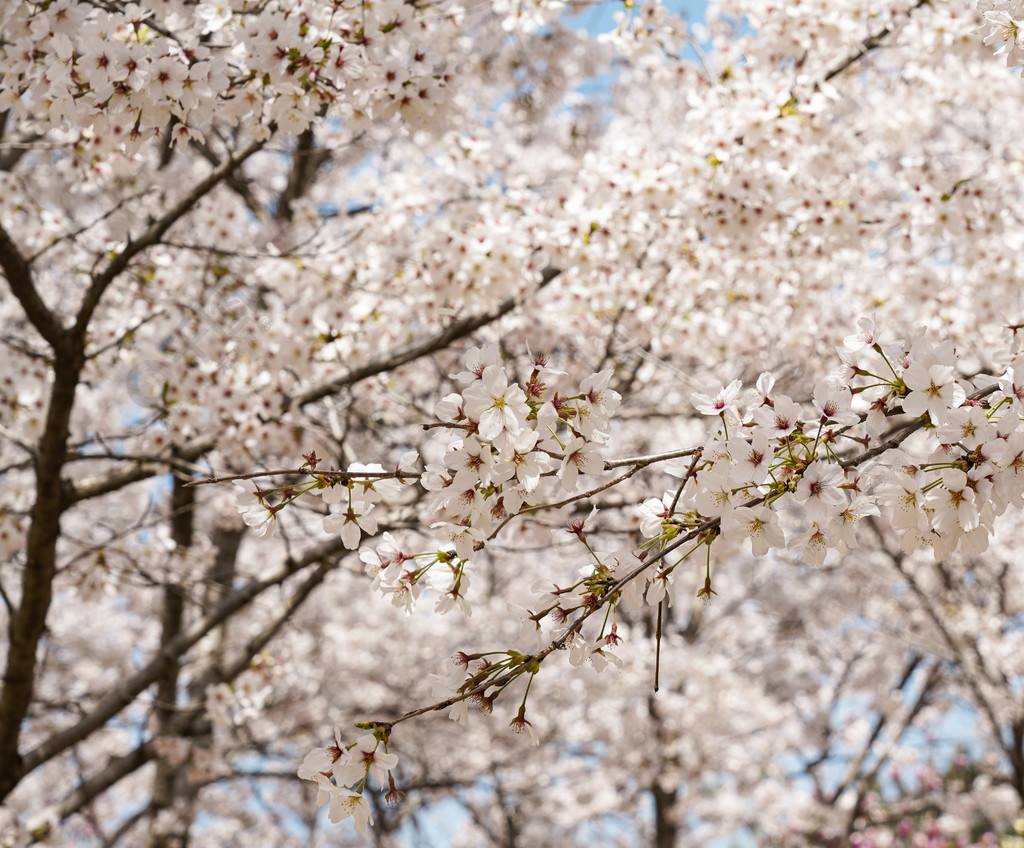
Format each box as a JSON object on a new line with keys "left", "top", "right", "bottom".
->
{"left": 844, "top": 662, "right": 942, "bottom": 835}
{"left": 184, "top": 467, "right": 419, "bottom": 488}
{"left": 195, "top": 559, "right": 334, "bottom": 693}
{"left": 823, "top": 0, "right": 931, "bottom": 82}
{"left": 839, "top": 382, "right": 999, "bottom": 470}
{"left": 26, "top": 743, "right": 156, "bottom": 845}
{"left": 604, "top": 448, "right": 698, "bottom": 469}
{"left": 32, "top": 556, "right": 339, "bottom": 840}
{"left": 829, "top": 652, "right": 925, "bottom": 802}
{"left": 0, "top": 351, "right": 85, "bottom": 801}
{"left": 880, "top": 532, "right": 1009, "bottom": 764}
{"left": 288, "top": 266, "right": 562, "bottom": 410}
{"left": 0, "top": 223, "right": 65, "bottom": 349}
{"left": 146, "top": 469, "right": 194, "bottom": 837}
{"left": 275, "top": 127, "right": 329, "bottom": 221}
{"left": 64, "top": 436, "right": 217, "bottom": 504}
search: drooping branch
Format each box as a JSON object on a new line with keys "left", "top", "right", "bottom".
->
{"left": 350, "top": 378, "right": 1009, "bottom": 737}
{"left": 357, "top": 523, "right": 698, "bottom": 732}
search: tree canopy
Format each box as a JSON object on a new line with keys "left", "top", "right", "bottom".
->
{"left": 2, "top": 0, "right": 1024, "bottom": 845}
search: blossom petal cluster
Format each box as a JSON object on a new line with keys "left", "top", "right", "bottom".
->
{"left": 634, "top": 321, "right": 1024, "bottom": 588}
{"left": 350, "top": 345, "right": 618, "bottom": 616}
{"left": 977, "top": 0, "right": 1024, "bottom": 72}
{"left": 0, "top": 0, "right": 461, "bottom": 159}
{"left": 297, "top": 732, "right": 399, "bottom": 831}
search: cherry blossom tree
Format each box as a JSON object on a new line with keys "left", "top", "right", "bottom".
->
{"left": 2, "top": 0, "right": 1024, "bottom": 846}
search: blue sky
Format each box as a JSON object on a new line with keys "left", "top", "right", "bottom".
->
{"left": 565, "top": 0, "right": 709, "bottom": 33}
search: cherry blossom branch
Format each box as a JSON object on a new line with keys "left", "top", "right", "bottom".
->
{"left": 289, "top": 266, "right": 562, "bottom": 410}
{"left": 823, "top": 0, "right": 931, "bottom": 82}
{"left": 486, "top": 463, "right": 658, "bottom": 541}
{"left": 603, "top": 448, "right": 699, "bottom": 469}
{"left": 338, "top": 357, "right": 1015, "bottom": 746}
{"left": 668, "top": 448, "right": 702, "bottom": 515}
{"left": 355, "top": 522, "right": 702, "bottom": 733}
{"left": 64, "top": 270, "right": 566, "bottom": 509}
{"left": 184, "top": 468, "right": 420, "bottom": 488}
{"left": 77, "top": 136, "right": 266, "bottom": 336}
{"left": 190, "top": 445, "right": 703, "bottom": 491}
{"left": 838, "top": 382, "right": 1000, "bottom": 469}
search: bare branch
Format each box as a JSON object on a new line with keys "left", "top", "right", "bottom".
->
{"left": 65, "top": 436, "right": 216, "bottom": 504}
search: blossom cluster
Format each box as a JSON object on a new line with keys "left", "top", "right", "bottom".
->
{"left": 352, "top": 345, "right": 619, "bottom": 615}
{"left": 977, "top": 0, "right": 1024, "bottom": 72}
{"left": 636, "top": 318, "right": 1024, "bottom": 601}
{"left": 471, "top": 321, "right": 1024, "bottom": 681}
{"left": 0, "top": 0, "right": 457, "bottom": 158}
{"left": 234, "top": 344, "right": 620, "bottom": 617}
{"left": 425, "top": 345, "right": 618, "bottom": 543}
{"left": 296, "top": 730, "right": 399, "bottom": 832}
{"left": 6, "top": 0, "right": 1024, "bottom": 839}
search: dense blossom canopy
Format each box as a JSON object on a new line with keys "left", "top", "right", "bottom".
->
{"left": 2, "top": 0, "right": 1024, "bottom": 846}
